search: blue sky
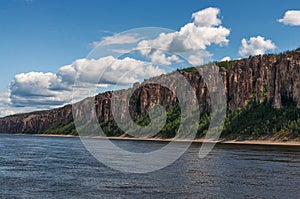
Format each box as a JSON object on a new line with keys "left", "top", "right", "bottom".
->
{"left": 0, "top": 0, "right": 299, "bottom": 116}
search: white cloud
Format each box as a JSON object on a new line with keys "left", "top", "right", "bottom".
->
{"left": 0, "top": 7, "right": 231, "bottom": 116}
{"left": 9, "top": 72, "right": 72, "bottom": 107}
{"left": 188, "top": 51, "right": 212, "bottom": 65}
{"left": 0, "top": 105, "right": 51, "bottom": 118}
{"left": 136, "top": 7, "right": 230, "bottom": 65}
{"left": 145, "top": 50, "right": 180, "bottom": 65}
{"left": 4, "top": 56, "right": 165, "bottom": 111}
{"left": 90, "top": 7, "right": 230, "bottom": 66}
{"left": 0, "top": 109, "right": 15, "bottom": 117}
{"left": 278, "top": 10, "right": 300, "bottom": 26}
{"left": 11, "top": 72, "right": 60, "bottom": 95}
{"left": 0, "top": 91, "right": 11, "bottom": 105}
{"left": 111, "top": 49, "right": 132, "bottom": 54}
{"left": 57, "top": 65, "right": 77, "bottom": 84}
{"left": 92, "top": 34, "right": 140, "bottom": 47}
{"left": 0, "top": 91, "right": 34, "bottom": 117}
{"left": 63, "top": 56, "right": 165, "bottom": 85}
{"left": 192, "top": 7, "right": 221, "bottom": 27}
{"left": 0, "top": 91, "right": 14, "bottom": 117}
{"left": 238, "top": 36, "right": 276, "bottom": 56}
{"left": 220, "top": 56, "right": 231, "bottom": 61}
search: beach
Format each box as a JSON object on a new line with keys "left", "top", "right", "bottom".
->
{"left": 32, "top": 133, "right": 300, "bottom": 146}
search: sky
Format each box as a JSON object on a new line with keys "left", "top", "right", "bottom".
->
{"left": 0, "top": 0, "right": 299, "bottom": 116}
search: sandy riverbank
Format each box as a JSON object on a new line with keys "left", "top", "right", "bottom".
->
{"left": 32, "top": 134, "right": 300, "bottom": 146}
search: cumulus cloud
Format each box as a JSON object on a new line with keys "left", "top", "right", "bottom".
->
{"left": 1, "top": 7, "right": 231, "bottom": 116}
{"left": 278, "top": 10, "right": 300, "bottom": 26}
{"left": 238, "top": 36, "right": 276, "bottom": 56}
{"left": 0, "top": 91, "right": 14, "bottom": 117}
{"left": 92, "top": 34, "right": 140, "bottom": 47}
{"left": 136, "top": 7, "right": 230, "bottom": 65}
{"left": 187, "top": 51, "right": 212, "bottom": 65}
{"left": 220, "top": 56, "right": 231, "bottom": 61}
{"left": 90, "top": 7, "right": 230, "bottom": 66}
{"left": 192, "top": 7, "right": 222, "bottom": 27}
{"left": 61, "top": 56, "right": 165, "bottom": 85}
{"left": 0, "top": 105, "right": 51, "bottom": 118}
{"left": 11, "top": 72, "right": 61, "bottom": 96}
{"left": 5, "top": 56, "right": 165, "bottom": 109}
{"left": 110, "top": 49, "right": 132, "bottom": 54}
{"left": 9, "top": 72, "right": 71, "bottom": 107}
{"left": 0, "top": 109, "right": 15, "bottom": 117}
{"left": 143, "top": 50, "right": 180, "bottom": 65}
{"left": 0, "top": 91, "right": 11, "bottom": 105}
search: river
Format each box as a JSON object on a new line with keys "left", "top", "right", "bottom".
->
{"left": 0, "top": 134, "right": 299, "bottom": 198}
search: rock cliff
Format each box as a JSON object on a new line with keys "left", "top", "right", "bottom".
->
{"left": 1, "top": 49, "right": 300, "bottom": 136}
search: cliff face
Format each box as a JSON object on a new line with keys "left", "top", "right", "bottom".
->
{"left": 0, "top": 105, "right": 73, "bottom": 134}
{"left": 0, "top": 50, "right": 300, "bottom": 134}
{"left": 226, "top": 52, "right": 300, "bottom": 109}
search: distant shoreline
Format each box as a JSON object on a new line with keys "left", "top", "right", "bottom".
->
{"left": 27, "top": 133, "right": 300, "bottom": 147}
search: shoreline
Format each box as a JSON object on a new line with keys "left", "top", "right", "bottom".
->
{"left": 29, "top": 133, "right": 300, "bottom": 147}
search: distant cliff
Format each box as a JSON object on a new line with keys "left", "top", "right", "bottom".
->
{"left": 1, "top": 49, "right": 300, "bottom": 140}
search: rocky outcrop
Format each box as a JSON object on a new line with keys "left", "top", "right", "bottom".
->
{"left": 226, "top": 51, "right": 300, "bottom": 109}
{"left": 0, "top": 105, "right": 73, "bottom": 133}
{"left": 0, "top": 49, "right": 300, "bottom": 134}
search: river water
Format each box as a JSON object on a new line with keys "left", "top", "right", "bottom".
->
{"left": 0, "top": 134, "right": 299, "bottom": 198}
